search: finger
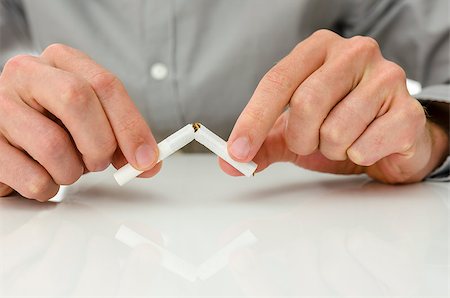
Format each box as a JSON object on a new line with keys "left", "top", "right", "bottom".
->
{"left": 318, "top": 70, "right": 392, "bottom": 161}
{"left": 111, "top": 147, "right": 162, "bottom": 178}
{"left": 223, "top": 112, "right": 366, "bottom": 176}
{"left": 0, "top": 182, "right": 13, "bottom": 197}
{"left": 286, "top": 36, "right": 382, "bottom": 156}
{"left": 218, "top": 157, "right": 244, "bottom": 176}
{"left": 0, "top": 136, "right": 59, "bottom": 201}
{"left": 0, "top": 90, "right": 84, "bottom": 187}
{"left": 2, "top": 55, "right": 116, "bottom": 172}
{"left": 137, "top": 162, "right": 162, "bottom": 178}
{"left": 365, "top": 120, "right": 432, "bottom": 184}
{"left": 347, "top": 97, "right": 426, "bottom": 171}
{"left": 221, "top": 112, "right": 364, "bottom": 176}
{"left": 220, "top": 113, "right": 296, "bottom": 176}
{"left": 228, "top": 30, "right": 339, "bottom": 162}
{"left": 41, "top": 44, "right": 158, "bottom": 171}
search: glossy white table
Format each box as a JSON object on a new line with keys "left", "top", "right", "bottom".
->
{"left": 0, "top": 154, "right": 448, "bottom": 297}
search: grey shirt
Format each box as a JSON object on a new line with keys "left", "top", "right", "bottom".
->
{"left": 1, "top": 0, "right": 449, "bottom": 180}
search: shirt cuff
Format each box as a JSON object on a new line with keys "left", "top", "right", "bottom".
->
{"left": 414, "top": 84, "right": 449, "bottom": 182}
{"left": 425, "top": 156, "right": 450, "bottom": 182}
{"left": 415, "top": 84, "right": 450, "bottom": 104}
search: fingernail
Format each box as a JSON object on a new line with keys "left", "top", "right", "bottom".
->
{"left": 230, "top": 137, "right": 250, "bottom": 160}
{"left": 135, "top": 144, "right": 156, "bottom": 170}
{"left": 93, "top": 160, "right": 110, "bottom": 172}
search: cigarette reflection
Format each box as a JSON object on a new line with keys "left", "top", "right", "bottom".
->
{"left": 115, "top": 224, "right": 197, "bottom": 282}
{"left": 115, "top": 225, "right": 258, "bottom": 282}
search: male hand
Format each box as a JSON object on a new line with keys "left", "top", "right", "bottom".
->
{"left": 0, "top": 44, "right": 160, "bottom": 201}
{"left": 224, "top": 30, "right": 449, "bottom": 183}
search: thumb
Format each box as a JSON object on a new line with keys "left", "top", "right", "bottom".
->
{"left": 220, "top": 113, "right": 296, "bottom": 176}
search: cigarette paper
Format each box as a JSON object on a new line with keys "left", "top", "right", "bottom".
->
{"left": 115, "top": 225, "right": 197, "bottom": 282}
{"left": 48, "top": 185, "right": 68, "bottom": 203}
{"left": 194, "top": 123, "right": 257, "bottom": 177}
{"left": 114, "top": 124, "right": 195, "bottom": 186}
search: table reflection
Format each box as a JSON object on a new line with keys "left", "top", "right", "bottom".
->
{"left": 0, "top": 161, "right": 447, "bottom": 297}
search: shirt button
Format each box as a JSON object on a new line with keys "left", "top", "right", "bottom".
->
{"left": 150, "top": 63, "right": 169, "bottom": 80}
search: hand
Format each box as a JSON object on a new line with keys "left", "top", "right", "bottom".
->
{"left": 0, "top": 44, "right": 160, "bottom": 201}
{"left": 222, "top": 182, "right": 444, "bottom": 296}
{"left": 224, "top": 30, "right": 449, "bottom": 183}
{"left": 0, "top": 203, "right": 162, "bottom": 296}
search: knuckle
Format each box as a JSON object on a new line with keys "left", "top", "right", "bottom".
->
{"left": 41, "top": 127, "right": 71, "bottom": 159}
{"left": 311, "top": 29, "right": 336, "bottom": 40}
{"left": 290, "top": 85, "right": 318, "bottom": 117}
{"left": 382, "top": 61, "right": 406, "bottom": 83}
{"left": 2, "top": 54, "right": 35, "bottom": 74}
{"left": 243, "top": 106, "right": 266, "bottom": 128}
{"left": 319, "top": 122, "right": 342, "bottom": 147}
{"left": 86, "top": 138, "right": 117, "bottom": 172}
{"left": 410, "top": 99, "right": 426, "bottom": 125}
{"left": 349, "top": 36, "right": 380, "bottom": 54}
{"left": 90, "top": 71, "right": 122, "bottom": 96}
{"left": 342, "top": 36, "right": 381, "bottom": 63}
{"left": 116, "top": 116, "right": 144, "bottom": 140}
{"left": 319, "top": 122, "right": 348, "bottom": 161}
{"left": 393, "top": 108, "right": 421, "bottom": 152}
{"left": 42, "top": 43, "right": 72, "bottom": 57}
{"left": 60, "top": 77, "right": 92, "bottom": 107}
{"left": 26, "top": 174, "right": 53, "bottom": 200}
{"left": 261, "top": 65, "right": 294, "bottom": 94}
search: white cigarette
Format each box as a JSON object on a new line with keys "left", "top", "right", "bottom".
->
{"left": 114, "top": 124, "right": 195, "bottom": 186}
{"left": 115, "top": 225, "right": 197, "bottom": 282}
{"left": 48, "top": 185, "right": 68, "bottom": 203}
{"left": 114, "top": 123, "right": 258, "bottom": 186}
{"left": 193, "top": 123, "right": 257, "bottom": 177}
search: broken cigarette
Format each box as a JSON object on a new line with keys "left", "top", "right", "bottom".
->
{"left": 114, "top": 123, "right": 257, "bottom": 186}
{"left": 114, "top": 124, "right": 195, "bottom": 186}
{"left": 193, "top": 123, "right": 257, "bottom": 177}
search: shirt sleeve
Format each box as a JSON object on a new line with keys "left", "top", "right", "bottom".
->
{"left": 0, "top": 0, "right": 33, "bottom": 69}
{"left": 415, "top": 85, "right": 450, "bottom": 182}
{"left": 341, "top": 0, "right": 449, "bottom": 182}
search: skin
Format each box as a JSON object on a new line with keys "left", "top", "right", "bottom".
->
{"left": 0, "top": 30, "right": 448, "bottom": 201}
{"left": 0, "top": 44, "right": 161, "bottom": 201}
{"left": 223, "top": 29, "right": 449, "bottom": 184}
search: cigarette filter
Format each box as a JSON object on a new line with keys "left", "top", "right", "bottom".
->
{"left": 114, "top": 124, "right": 195, "bottom": 186}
